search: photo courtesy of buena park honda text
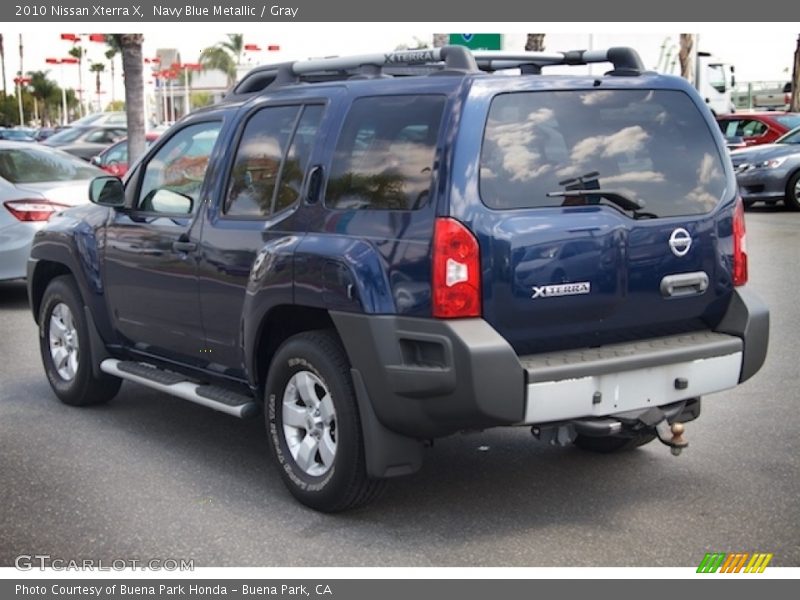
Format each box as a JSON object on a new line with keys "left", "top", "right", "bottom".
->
{"left": 0, "top": 0, "right": 798, "bottom": 597}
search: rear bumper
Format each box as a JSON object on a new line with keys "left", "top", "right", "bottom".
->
{"left": 522, "top": 332, "right": 742, "bottom": 423}
{"left": 331, "top": 288, "right": 769, "bottom": 439}
{"left": 0, "top": 220, "right": 42, "bottom": 281}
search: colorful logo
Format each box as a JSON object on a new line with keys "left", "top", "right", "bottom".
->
{"left": 697, "top": 552, "right": 773, "bottom": 573}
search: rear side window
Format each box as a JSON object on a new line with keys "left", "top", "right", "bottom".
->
{"left": 480, "top": 90, "right": 727, "bottom": 218}
{"left": 326, "top": 95, "right": 445, "bottom": 210}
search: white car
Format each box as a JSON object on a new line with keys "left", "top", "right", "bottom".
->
{"left": 0, "top": 142, "right": 103, "bottom": 281}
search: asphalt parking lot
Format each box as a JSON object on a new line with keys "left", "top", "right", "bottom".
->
{"left": 0, "top": 207, "right": 798, "bottom": 568}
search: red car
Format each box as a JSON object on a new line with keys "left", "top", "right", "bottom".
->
{"left": 91, "top": 132, "right": 160, "bottom": 177}
{"left": 716, "top": 112, "right": 800, "bottom": 147}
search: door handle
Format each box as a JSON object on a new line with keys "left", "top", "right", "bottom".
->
{"left": 660, "top": 271, "right": 709, "bottom": 298}
{"left": 306, "top": 165, "right": 323, "bottom": 204}
{"left": 172, "top": 240, "right": 197, "bottom": 253}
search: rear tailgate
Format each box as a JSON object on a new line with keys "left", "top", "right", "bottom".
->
{"left": 451, "top": 82, "right": 737, "bottom": 355}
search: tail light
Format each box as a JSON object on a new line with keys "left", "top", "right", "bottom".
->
{"left": 732, "top": 197, "right": 748, "bottom": 286}
{"left": 432, "top": 217, "right": 481, "bottom": 318}
{"left": 3, "top": 199, "right": 68, "bottom": 222}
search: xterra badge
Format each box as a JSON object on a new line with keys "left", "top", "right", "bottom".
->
{"left": 531, "top": 282, "right": 591, "bottom": 299}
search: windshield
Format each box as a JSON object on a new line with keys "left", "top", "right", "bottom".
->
{"left": 775, "top": 115, "right": 800, "bottom": 131}
{"left": 777, "top": 126, "right": 800, "bottom": 144}
{"left": 0, "top": 147, "right": 100, "bottom": 183}
{"left": 1, "top": 129, "right": 34, "bottom": 141}
{"left": 480, "top": 89, "right": 727, "bottom": 218}
{"left": 44, "top": 127, "right": 89, "bottom": 144}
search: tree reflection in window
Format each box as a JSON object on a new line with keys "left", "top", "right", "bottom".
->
{"left": 326, "top": 95, "right": 445, "bottom": 211}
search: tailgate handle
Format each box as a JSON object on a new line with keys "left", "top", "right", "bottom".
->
{"left": 660, "top": 272, "right": 709, "bottom": 298}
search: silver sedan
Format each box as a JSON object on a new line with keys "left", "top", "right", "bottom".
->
{"left": 730, "top": 126, "right": 800, "bottom": 210}
{"left": 0, "top": 142, "right": 103, "bottom": 281}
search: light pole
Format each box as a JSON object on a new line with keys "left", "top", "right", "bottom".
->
{"left": 172, "top": 62, "right": 201, "bottom": 118}
{"left": 61, "top": 33, "right": 85, "bottom": 117}
{"left": 45, "top": 57, "right": 77, "bottom": 125}
{"left": 13, "top": 75, "right": 30, "bottom": 126}
{"left": 144, "top": 57, "right": 161, "bottom": 125}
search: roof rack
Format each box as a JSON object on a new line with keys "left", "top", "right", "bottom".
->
{"left": 229, "top": 45, "right": 645, "bottom": 98}
{"left": 473, "top": 47, "right": 645, "bottom": 76}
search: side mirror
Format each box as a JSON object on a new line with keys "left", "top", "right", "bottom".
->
{"left": 149, "top": 189, "right": 194, "bottom": 214}
{"left": 90, "top": 155, "right": 101, "bottom": 166}
{"left": 89, "top": 176, "right": 125, "bottom": 207}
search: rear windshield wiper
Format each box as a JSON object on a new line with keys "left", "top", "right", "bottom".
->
{"left": 546, "top": 189, "right": 645, "bottom": 212}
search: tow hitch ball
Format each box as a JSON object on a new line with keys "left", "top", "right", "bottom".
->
{"left": 656, "top": 420, "right": 688, "bottom": 456}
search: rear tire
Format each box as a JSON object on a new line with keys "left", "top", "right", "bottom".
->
{"left": 573, "top": 432, "right": 656, "bottom": 454}
{"left": 265, "top": 330, "right": 385, "bottom": 512}
{"left": 39, "top": 275, "right": 121, "bottom": 406}
{"left": 785, "top": 171, "right": 800, "bottom": 211}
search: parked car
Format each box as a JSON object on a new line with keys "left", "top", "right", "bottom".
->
{"left": 0, "top": 128, "right": 36, "bottom": 142}
{"left": 0, "top": 142, "right": 102, "bottom": 281}
{"left": 753, "top": 82, "right": 792, "bottom": 110}
{"left": 42, "top": 126, "right": 127, "bottom": 161}
{"left": 70, "top": 112, "right": 128, "bottom": 127}
{"left": 730, "top": 125, "right": 800, "bottom": 210}
{"left": 716, "top": 111, "right": 800, "bottom": 147}
{"left": 91, "top": 133, "right": 161, "bottom": 177}
{"left": 34, "top": 127, "right": 59, "bottom": 141}
{"left": 27, "top": 46, "right": 768, "bottom": 512}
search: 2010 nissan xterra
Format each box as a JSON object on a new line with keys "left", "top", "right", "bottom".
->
{"left": 28, "top": 46, "right": 769, "bottom": 511}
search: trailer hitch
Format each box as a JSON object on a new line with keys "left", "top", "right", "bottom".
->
{"left": 620, "top": 406, "right": 689, "bottom": 456}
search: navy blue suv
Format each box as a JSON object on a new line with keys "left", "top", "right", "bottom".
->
{"left": 28, "top": 46, "right": 769, "bottom": 511}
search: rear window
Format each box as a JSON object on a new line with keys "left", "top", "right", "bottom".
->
{"left": 326, "top": 95, "right": 445, "bottom": 210}
{"left": 0, "top": 147, "right": 99, "bottom": 183}
{"left": 480, "top": 89, "right": 727, "bottom": 218}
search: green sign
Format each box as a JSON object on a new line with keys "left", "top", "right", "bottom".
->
{"left": 448, "top": 34, "right": 502, "bottom": 50}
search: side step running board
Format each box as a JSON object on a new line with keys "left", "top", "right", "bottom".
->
{"left": 100, "top": 358, "right": 259, "bottom": 419}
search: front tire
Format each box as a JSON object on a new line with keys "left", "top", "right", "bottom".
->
{"left": 39, "top": 275, "right": 121, "bottom": 406}
{"left": 265, "top": 330, "right": 384, "bottom": 512}
{"left": 785, "top": 171, "right": 800, "bottom": 211}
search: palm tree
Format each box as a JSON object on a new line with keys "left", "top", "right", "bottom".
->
{"left": 790, "top": 34, "right": 800, "bottom": 113}
{"left": 220, "top": 33, "right": 244, "bottom": 65}
{"left": 678, "top": 34, "right": 694, "bottom": 82}
{"left": 68, "top": 45, "right": 86, "bottom": 116}
{"left": 525, "top": 34, "right": 546, "bottom": 52}
{"left": 0, "top": 34, "right": 7, "bottom": 98}
{"left": 108, "top": 34, "right": 146, "bottom": 165}
{"left": 432, "top": 34, "right": 449, "bottom": 48}
{"left": 27, "top": 70, "right": 59, "bottom": 125}
{"left": 90, "top": 63, "right": 105, "bottom": 111}
{"left": 200, "top": 33, "right": 244, "bottom": 88}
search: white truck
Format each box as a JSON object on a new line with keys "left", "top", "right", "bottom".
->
{"left": 694, "top": 51, "right": 737, "bottom": 116}
{"left": 753, "top": 82, "right": 792, "bottom": 110}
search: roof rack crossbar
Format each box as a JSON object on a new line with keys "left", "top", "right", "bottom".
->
{"left": 473, "top": 47, "right": 644, "bottom": 75}
{"left": 291, "top": 45, "right": 477, "bottom": 76}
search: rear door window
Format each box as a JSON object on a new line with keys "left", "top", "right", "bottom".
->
{"left": 480, "top": 89, "right": 727, "bottom": 218}
{"left": 326, "top": 95, "right": 445, "bottom": 210}
{"left": 225, "top": 104, "right": 323, "bottom": 218}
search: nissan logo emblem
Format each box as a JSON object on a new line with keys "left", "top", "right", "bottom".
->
{"left": 669, "top": 228, "right": 692, "bottom": 257}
